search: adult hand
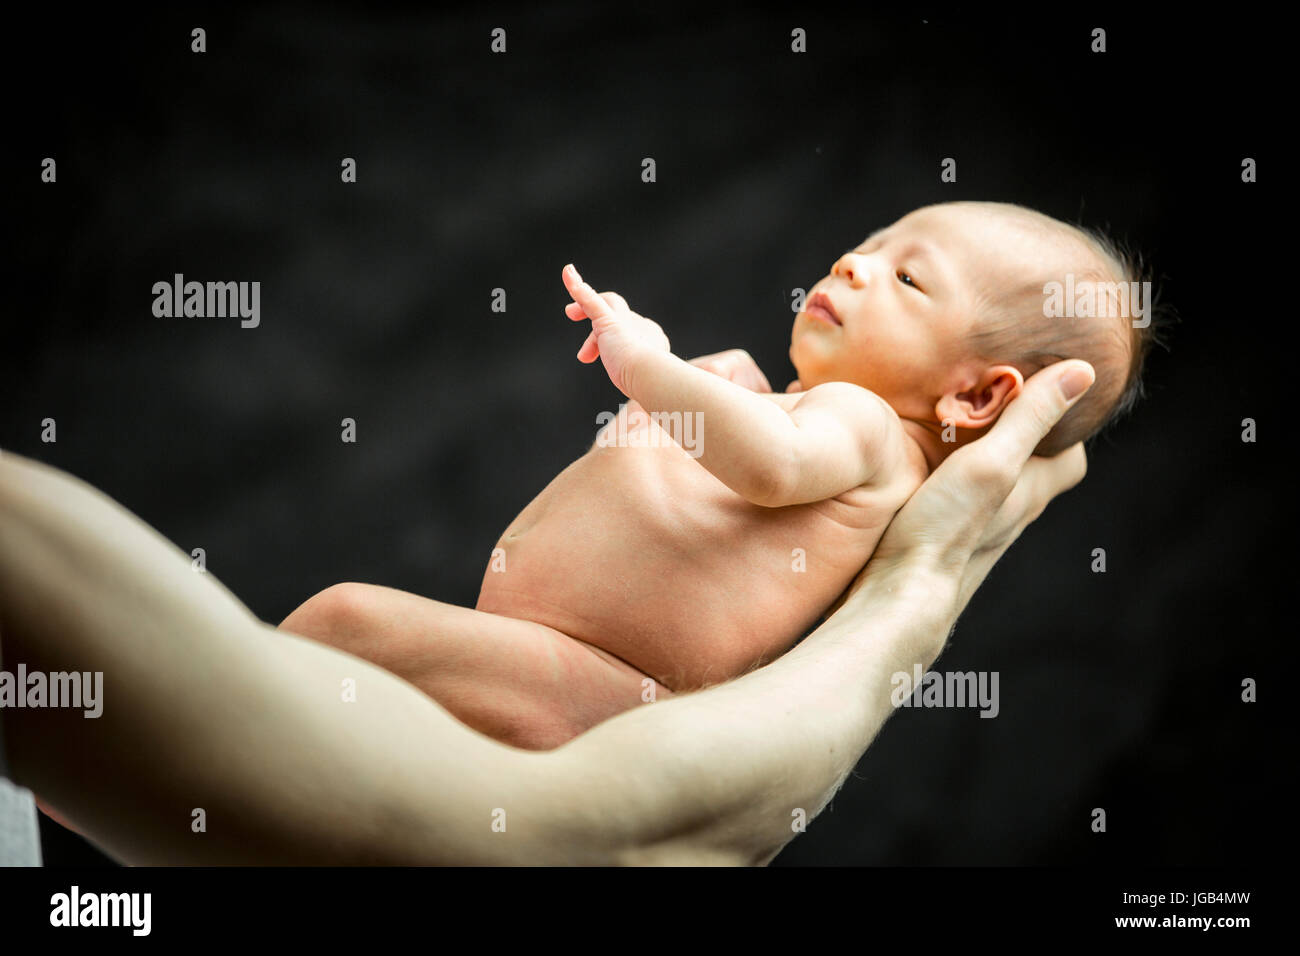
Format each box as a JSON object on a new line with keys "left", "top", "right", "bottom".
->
{"left": 834, "top": 359, "right": 1096, "bottom": 646}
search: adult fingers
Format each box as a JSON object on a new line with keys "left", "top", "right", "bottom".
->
{"left": 871, "top": 359, "right": 1095, "bottom": 580}
{"left": 945, "top": 360, "right": 1095, "bottom": 515}
{"left": 954, "top": 442, "right": 1088, "bottom": 615}
{"left": 978, "top": 442, "right": 1088, "bottom": 555}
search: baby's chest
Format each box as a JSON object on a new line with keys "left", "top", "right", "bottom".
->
{"left": 592, "top": 399, "right": 706, "bottom": 456}
{"left": 593, "top": 390, "right": 799, "bottom": 445}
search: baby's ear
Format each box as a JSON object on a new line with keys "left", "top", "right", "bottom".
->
{"left": 934, "top": 365, "right": 1023, "bottom": 430}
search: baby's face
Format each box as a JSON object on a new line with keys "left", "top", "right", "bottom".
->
{"left": 790, "top": 203, "right": 1041, "bottom": 421}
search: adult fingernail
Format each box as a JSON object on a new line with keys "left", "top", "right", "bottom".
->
{"left": 1059, "top": 366, "right": 1095, "bottom": 402}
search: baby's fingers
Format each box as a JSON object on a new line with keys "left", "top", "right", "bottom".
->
{"left": 562, "top": 264, "right": 615, "bottom": 321}
{"left": 566, "top": 292, "right": 626, "bottom": 322}
{"left": 576, "top": 329, "right": 600, "bottom": 363}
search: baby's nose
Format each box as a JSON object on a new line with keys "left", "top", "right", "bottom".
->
{"left": 832, "top": 253, "right": 869, "bottom": 287}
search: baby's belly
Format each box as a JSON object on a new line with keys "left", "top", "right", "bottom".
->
{"left": 476, "top": 410, "right": 892, "bottom": 691}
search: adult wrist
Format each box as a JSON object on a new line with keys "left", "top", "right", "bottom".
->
{"left": 832, "top": 558, "right": 962, "bottom": 661}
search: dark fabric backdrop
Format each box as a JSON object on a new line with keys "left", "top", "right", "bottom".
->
{"left": 6, "top": 5, "right": 1284, "bottom": 866}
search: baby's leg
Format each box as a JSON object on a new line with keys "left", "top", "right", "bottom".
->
{"left": 281, "top": 583, "right": 673, "bottom": 751}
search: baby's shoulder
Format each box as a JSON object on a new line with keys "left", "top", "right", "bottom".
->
{"left": 760, "top": 381, "right": 898, "bottom": 420}
{"left": 770, "top": 383, "right": 919, "bottom": 492}
{"left": 786, "top": 381, "right": 905, "bottom": 440}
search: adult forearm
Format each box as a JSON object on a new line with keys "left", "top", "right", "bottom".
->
{"left": 627, "top": 349, "right": 798, "bottom": 502}
{"left": 550, "top": 563, "right": 958, "bottom": 866}
{"left": 0, "top": 450, "right": 950, "bottom": 867}
{"left": 0, "top": 453, "right": 537, "bottom": 865}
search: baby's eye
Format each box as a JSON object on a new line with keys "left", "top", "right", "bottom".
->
{"left": 896, "top": 269, "right": 921, "bottom": 290}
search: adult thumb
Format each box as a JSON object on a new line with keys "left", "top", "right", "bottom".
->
{"left": 983, "top": 360, "right": 1096, "bottom": 469}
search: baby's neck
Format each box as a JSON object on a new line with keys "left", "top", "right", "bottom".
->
{"left": 898, "top": 418, "right": 956, "bottom": 474}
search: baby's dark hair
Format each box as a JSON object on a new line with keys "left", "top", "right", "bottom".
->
{"left": 960, "top": 202, "right": 1172, "bottom": 457}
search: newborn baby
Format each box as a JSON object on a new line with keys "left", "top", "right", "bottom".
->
{"left": 281, "top": 200, "right": 1153, "bottom": 750}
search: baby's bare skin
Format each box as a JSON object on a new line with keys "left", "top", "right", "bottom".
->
{"left": 280, "top": 365, "right": 926, "bottom": 751}
{"left": 282, "top": 203, "right": 1119, "bottom": 751}
{"left": 478, "top": 387, "right": 926, "bottom": 693}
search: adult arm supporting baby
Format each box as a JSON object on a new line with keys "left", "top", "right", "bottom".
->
{"left": 0, "top": 452, "right": 557, "bottom": 865}
{"left": 0, "top": 361, "right": 1092, "bottom": 866}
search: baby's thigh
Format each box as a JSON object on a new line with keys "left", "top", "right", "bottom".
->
{"left": 279, "top": 582, "right": 666, "bottom": 750}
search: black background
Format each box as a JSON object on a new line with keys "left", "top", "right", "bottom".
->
{"left": 5, "top": 5, "right": 1284, "bottom": 866}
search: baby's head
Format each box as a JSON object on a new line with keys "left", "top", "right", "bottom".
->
{"left": 790, "top": 201, "right": 1164, "bottom": 457}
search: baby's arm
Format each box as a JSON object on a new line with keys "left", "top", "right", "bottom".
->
{"left": 563, "top": 266, "right": 894, "bottom": 507}
{"left": 637, "top": 355, "right": 895, "bottom": 506}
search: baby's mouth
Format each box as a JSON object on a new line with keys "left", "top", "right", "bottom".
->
{"left": 806, "top": 291, "right": 842, "bottom": 326}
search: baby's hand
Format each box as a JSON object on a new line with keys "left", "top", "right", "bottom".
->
{"left": 688, "top": 349, "right": 772, "bottom": 392}
{"left": 562, "top": 264, "right": 670, "bottom": 397}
